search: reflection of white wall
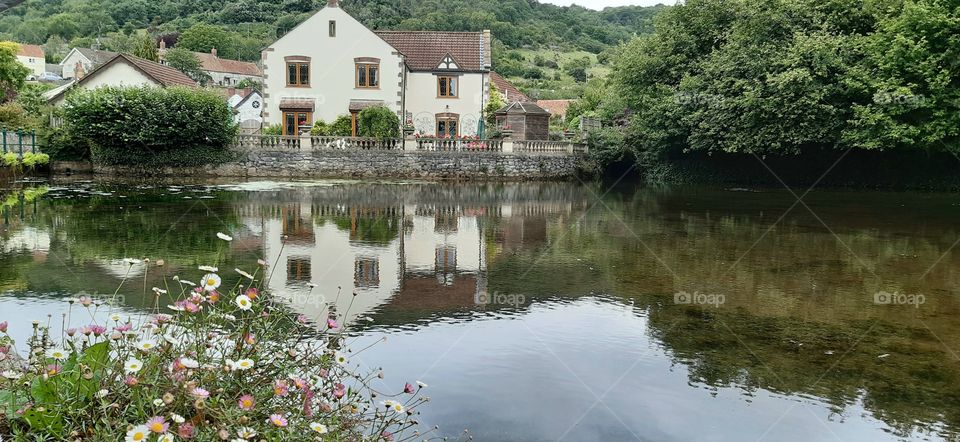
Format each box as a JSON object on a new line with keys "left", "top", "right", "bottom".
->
{"left": 2, "top": 227, "right": 50, "bottom": 253}
{"left": 404, "top": 211, "right": 482, "bottom": 274}
{"left": 260, "top": 211, "right": 401, "bottom": 325}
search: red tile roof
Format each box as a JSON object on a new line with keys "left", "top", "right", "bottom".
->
{"left": 536, "top": 99, "right": 573, "bottom": 118}
{"left": 375, "top": 31, "right": 488, "bottom": 72}
{"left": 16, "top": 43, "right": 43, "bottom": 58}
{"left": 490, "top": 72, "right": 531, "bottom": 102}
{"left": 122, "top": 54, "right": 198, "bottom": 87}
{"left": 194, "top": 52, "right": 262, "bottom": 77}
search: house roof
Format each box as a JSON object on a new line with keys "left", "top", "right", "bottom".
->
{"left": 495, "top": 101, "right": 551, "bottom": 115}
{"left": 348, "top": 99, "right": 384, "bottom": 111}
{"left": 46, "top": 53, "right": 196, "bottom": 102}
{"left": 374, "top": 31, "right": 488, "bottom": 72}
{"left": 72, "top": 48, "right": 118, "bottom": 66}
{"left": 235, "top": 90, "right": 262, "bottom": 109}
{"left": 194, "top": 51, "right": 262, "bottom": 77}
{"left": 537, "top": 99, "right": 572, "bottom": 118}
{"left": 16, "top": 44, "right": 43, "bottom": 58}
{"left": 279, "top": 97, "right": 315, "bottom": 111}
{"left": 490, "top": 71, "right": 531, "bottom": 102}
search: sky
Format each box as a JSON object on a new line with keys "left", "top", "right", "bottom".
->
{"left": 540, "top": 0, "right": 671, "bottom": 9}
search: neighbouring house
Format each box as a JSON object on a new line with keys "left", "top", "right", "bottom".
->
{"left": 15, "top": 44, "right": 45, "bottom": 78}
{"left": 494, "top": 101, "right": 551, "bottom": 141}
{"left": 44, "top": 53, "right": 197, "bottom": 106}
{"left": 262, "top": 0, "right": 501, "bottom": 137}
{"left": 59, "top": 47, "right": 118, "bottom": 80}
{"left": 158, "top": 43, "right": 263, "bottom": 87}
{"left": 227, "top": 88, "right": 264, "bottom": 130}
{"left": 536, "top": 99, "right": 572, "bottom": 120}
{"left": 490, "top": 71, "right": 531, "bottom": 103}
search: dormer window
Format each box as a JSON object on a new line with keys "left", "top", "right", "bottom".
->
{"left": 437, "top": 54, "right": 459, "bottom": 70}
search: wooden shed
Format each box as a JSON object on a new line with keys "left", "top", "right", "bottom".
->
{"left": 494, "top": 102, "right": 551, "bottom": 141}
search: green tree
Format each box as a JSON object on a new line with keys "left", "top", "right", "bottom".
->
{"left": 133, "top": 34, "right": 158, "bottom": 61}
{"left": 0, "top": 42, "right": 29, "bottom": 101}
{"left": 178, "top": 23, "right": 235, "bottom": 59}
{"left": 484, "top": 82, "right": 506, "bottom": 125}
{"left": 357, "top": 106, "right": 400, "bottom": 139}
{"left": 165, "top": 48, "right": 211, "bottom": 85}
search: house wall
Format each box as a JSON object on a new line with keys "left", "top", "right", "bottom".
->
{"left": 263, "top": 6, "right": 404, "bottom": 126}
{"left": 16, "top": 55, "right": 44, "bottom": 77}
{"left": 235, "top": 93, "right": 264, "bottom": 124}
{"left": 49, "top": 62, "right": 160, "bottom": 106}
{"left": 405, "top": 72, "right": 487, "bottom": 136}
{"left": 59, "top": 51, "right": 92, "bottom": 79}
{"left": 209, "top": 71, "right": 262, "bottom": 87}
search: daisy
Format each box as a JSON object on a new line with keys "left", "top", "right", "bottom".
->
{"left": 110, "top": 314, "right": 122, "bottom": 322}
{"left": 124, "top": 358, "right": 144, "bottom": 374}
{"left": 416, "top": 380, "right": 428, "bottom": 388}
{"left": 268, "top": 414, "right": 288, "bottom": 427}
{"left": 235, "top": 268, "right": 255, "bottom": 280}
{"left": 45, "top": 348, "right": 70, "bottom": 361}
{"left": 171, "top": 413, "right": 185, "bottom": 424}
{"left": 158, "top": 435, "right": 174, "bottom": 442}
{"left": 136, "top": 340, "right": 158, "bottom": 352}
{"left": 198, "top": 265, "right": 219, "bottom": 272}
{"left": 309, "top": 422, "right": 328, "bottom": 434}
{"left": 232, "top": 359, "right": 255, "bottom": 371}
{"left": 190, "top": 387, "right": 210, "bottom": 399}
{"left": 2, "top": 370, "right": 22, "bottom": 380}
{"left": 146, "top": 416, "right": 169, "bottom": 434}
{"left": 152, "top": 399, "right": 164, "bottom": 407}
{"left": 202, "top": 274, "right": 222, "bottom": 291}
{"left": 333, "top": 351, "right": 348, "bottom": 366}
{"left": 96, "top": 389, "right": 110, "bottom": 399}
{"left": 178, "top": 280, "right": 197, "bottom": 287}
{"left": 238, "top": 394, "right": 255, "bottom": 411}
{"left": 381, "top": 400, "right": 405, "bottom": 414}
{"left": 234, "top": 295, "right": 253, "bottom": 311}
{"left": 125, "top": 425, "right": 150, "bottom": 442}
{"left": 179, "top": 357, "right": 200, "bottom": 369}
{"left": 236, "top": 427, "right": 257, "bottom": 439}
{"left": 152, "top": 287, "right": 168, "bottom": 295}
{"left": 217, "top": 232, "right": 233, "bottom": 241}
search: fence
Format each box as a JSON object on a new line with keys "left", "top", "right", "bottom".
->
{"left": 231, "top": 135, "right": 583, "bottom": 155}
{"left": 0, "top": 129, "right": 39, "bottom": 156}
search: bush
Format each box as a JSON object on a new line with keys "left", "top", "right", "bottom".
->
{"left": 39, "top": 127, "right": 91, "bottom": 161}
{"left": 0, "top": 244, "right": 430, "bottom": 440}
{"left": 0, "top": 102, "right": 39, "bottom": 130}
{"left": 356, "top": 106, "right": 400, "bottom": 139}
{"left": 20, "top": 152, "right": 49, "bottom": 169}
{"left": 262, "top": 124, "right": 282, "bottom": 136}
{"left": 310, "top": 120, "right": 329, "bottom": 136}
{"left": 329, "top": 115, "right": 352, "bottom": 136}
{"left": 63, "top": 87, "right": 238, "bottom": 167}
{"left": 2, "top": 152, "right": 18, "bottom": 167}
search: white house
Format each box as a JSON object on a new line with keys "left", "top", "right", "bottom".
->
{"left": 229, "top": 89, "right": 264, "bottom": 128}
{"left": 158, "top": 44, "right": 263, "bottom": 87}
{"left": 59, "top": 47, "right": 118, "bottom": 80}
{"left": 44, "top": 53, "right": 197, "bottom": 106}
{"left": 262, "top": 0, "right": 500, "bottom": 137}
{"left": 15, "top": 44, "right": 45, "bottom": 78}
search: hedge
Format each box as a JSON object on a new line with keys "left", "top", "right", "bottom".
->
{"left": 63, "top": 86, "right": 238, "bottom": 167}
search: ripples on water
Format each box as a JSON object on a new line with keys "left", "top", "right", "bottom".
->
{"left": 0, "top": 179, "right": 958, "bottom": 441}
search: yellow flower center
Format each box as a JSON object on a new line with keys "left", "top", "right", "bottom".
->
{"left": 207, "top": 278, "right": 216, "bottom": 286}
{"left": 133, "top": 432, "right": 146, "bottom": 441}
{"left": 149, "top": 423, "right": 164, "bottom": 432}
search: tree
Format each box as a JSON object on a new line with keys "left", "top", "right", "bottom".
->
{"left": 165, "top": 48, "right": 211, "bottom": 85}
{"left": 564, "top": 57, "right": 592, "bottom": 83}
{"left": 484, "top": 83, "right": 506, "bottom": 125}
{"left": 357, "top": 106, "right": 400, "bottom": 139}
{"left": 0, "top": 42, "right": 30, "bottom": 102}
{"left": 178, "top": 24, "right": 235, "bottom": 60}
{"left": 133, "top": 34, "right": 158, "bottom": 61}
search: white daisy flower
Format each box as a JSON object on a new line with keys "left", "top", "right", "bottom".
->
{"left": 171, "top": 413, "right": 185, "bottom": 424}
{"left": 217, "top": 232, "right": 233, "bottom": 241}
{"left": 309, "top": 422, "right": 328, "bottom": 434}
{"left": 179, "top": 280, "right": 197, "bottom": 286}
{"left": 124, "top": 358, "right": 144, "bottom": 374}
{"left": 96, "top": 389, "right": 110, "bottom": 399}
{"left": 158, "top": 435, "right": 174, "bottom": 442}
{"left": 1, "top": 370, "right": 22, "bottom": 380}
{"left": 45, "top": 348, "right": 71, "bottom": 361}
{"left": 125, "top": 425, "right": 149, "bottom": 442}
{"left": 136, "top": 340, "right": 158, "bottom": 352}
{"left": 232, "top": 359, "right": 255, "bottom": 371}
{"left": 153, "top": 399, "right": 164, "bottom": 407}
{"left": 202, "top": 273, "right": 222, "bottom": 291}
{"left": 235, "top": 268, "right": 255, "bottom": 280}
{"left": 235, "top": 295, "right": 253, "bottom": 311}
{"left": 236, "top": 427, "right": 257, "bottom": 439}
{"left": 334, "top": 351, "right": 348, "bottom": 366}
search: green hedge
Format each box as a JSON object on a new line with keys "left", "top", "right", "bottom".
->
{"left": 63, "top": 86, "right": 238, "bottom": 167}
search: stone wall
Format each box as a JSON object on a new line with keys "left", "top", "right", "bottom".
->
{"left": 88, "top": 148, "right": 587, "bottom": 180}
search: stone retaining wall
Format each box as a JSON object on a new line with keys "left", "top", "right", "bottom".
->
{"left": 86, "top": 149, "right": 587, "bottom": 180}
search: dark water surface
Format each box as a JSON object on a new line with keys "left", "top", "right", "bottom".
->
{"left": 0, "top": 179, "right": 959, "bottom": 441}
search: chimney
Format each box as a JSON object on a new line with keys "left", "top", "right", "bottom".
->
{"left": 242, "top": 87, "right": 252, "bottom": 98}
{"left": 211, "top": 47, "right": 218, "bottom": 58}
{"left": 327, "top": 0, "right": 339, "bottom": 7}
{"left": 227, "top": 87, "right": 236, "bottom": 98}
{"left": 74, "top": 62, "right": 85, "bottom": 80}
{"left": 482, "top": 30, "right": 492, "bottom": 69}
{"left": 159, "top": 40, "right": 166, "bottom": 50}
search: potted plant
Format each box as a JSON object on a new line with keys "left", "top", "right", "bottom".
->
{"left": 403, "top": 119, "right": 416, "bottom": 136}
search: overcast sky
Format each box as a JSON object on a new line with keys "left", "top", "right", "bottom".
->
{"left": 541, "top": 0, "right": 672, "bottom": 9}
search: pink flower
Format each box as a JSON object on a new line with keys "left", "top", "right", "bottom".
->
{"left": 245, "top": 287, "right": 260, "bottom": 300}
{"left": 273, "top": 380, "right": 289, "bottom": 397}
{"left": 114, "top": 323, "right": 133, "bottom": 333}
{"left": 146, "top": 416, "right": 169, "bottom": 434}
{"left": 404, "top": 382, "right": 415, "bottom": 394}
{"left": 238, "top": 394, "right": 255, "bottom": 411}
{"left": 190, "top": 387, "right": 210, "bottom": 399}
{"left": 154, "top": 314, "right": 172, "bottom": 324}
{"left": 90, "top": 325, "right": 107, "bottom": 337}
{"left": 303, "top": 388, "right": 315, "bottom": 417}
{"left": 244, "top": 333, "right": 256, "bottom": 346}
{"left": 0, "top": 321, "right": 7, "bottom": 333}
{"left": 81, "top": 326, "right": 93, "bottom": 336}
{"left": 326, "top": 318, "right": 338, "bottom": 329}
{"left": 124, "top": 375, "right": 139, "bottom": 386}
{"left": 45, "top": 364, "right": 61, "bottom": 376}
{"left": 65, "top": 328, "right": 76, "bottom": 337}
{"left": 296, "top": 314, "right": 309, "bottom": 324}
{"left": 177, "top": 422, "right": 196, "bottom": 439}
{"left": 269, "top": 414, "right": 288, "bottom": 427}
{"left": 382, "top": 431, "right": 395, "bottom": 441}
{"left": 318, "top": 368, "right": 329, "bottom": 379}
{"left": 332, "top": 383, "right": 346, "bottom": 399}
{"left": 78, "top": 296, "right": 93, "bottom": 306}
{"left": 184, "top": 302, "right": 200, "bottom": 314}
{"left": 207, "top": 291, "right": 220, "bottom": 304}
{"left": 0, "top": 345, "right": 8, "bottom": 354}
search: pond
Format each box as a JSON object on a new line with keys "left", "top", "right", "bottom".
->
{"left": 0, "top": 178, "right": 958, "bottom": 441}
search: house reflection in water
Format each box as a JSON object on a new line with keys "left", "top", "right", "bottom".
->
{"left": 238, "top": 186, "right": 577, "bottom": 326}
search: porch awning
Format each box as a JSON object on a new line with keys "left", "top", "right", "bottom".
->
{"left": 349, "top": 99, "right": 385, "bottom": 112}
{"left": 279, "top": 98, "right": 315, "bottom": 112}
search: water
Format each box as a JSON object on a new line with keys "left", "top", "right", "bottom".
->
{"left": 0, "top": 179, "right": 959, "bottom": 441}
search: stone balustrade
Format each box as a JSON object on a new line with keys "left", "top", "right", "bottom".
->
{"left": 231, "top": 135, "right": 585, "bottom": 156}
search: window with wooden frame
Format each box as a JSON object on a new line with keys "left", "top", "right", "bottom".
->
{"left": 282, "top": 111, "right": 313, "bottom": 136}
{"left": 437, "top": 76, "right": 458, "bottom": 98}
{"left": 436, "top": 113, "right": 459, "bottom": 137}
{"left": 355, "top": 58, "right": 380, "bottom": 88}
{"left": 285, "top": 56, "right": 310, "bottom": 87}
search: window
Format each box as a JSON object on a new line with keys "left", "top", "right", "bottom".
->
{"left": 354, "top": 258, "right": 380, "bottom": 288}
{"left": 355, "top": 62, "right": 379, "bottom": 88}
{"left": 285, "top": 58, "right": 310, "bottom": 87}
{"left": 287, "top": 257, "right": 311, "bottom": 282}
{"left": 329, "top": 20, "right": 336, "bottom": 37}
{"left": 438, "top": 76, "right": 458, "bottom": 98}
{"left": 436, "top": 114, "right": 459, "bottom": 137}
{"left": 282, "top": 111, "right": 312, "bottom": 136}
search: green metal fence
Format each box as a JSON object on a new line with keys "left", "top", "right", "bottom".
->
{"left": 1, "top": 128, "right": 38, "bottom": 156}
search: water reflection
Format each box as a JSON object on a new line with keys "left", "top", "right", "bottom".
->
{"left": 0, "top": 180, "right": 959, "bottom": 440}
